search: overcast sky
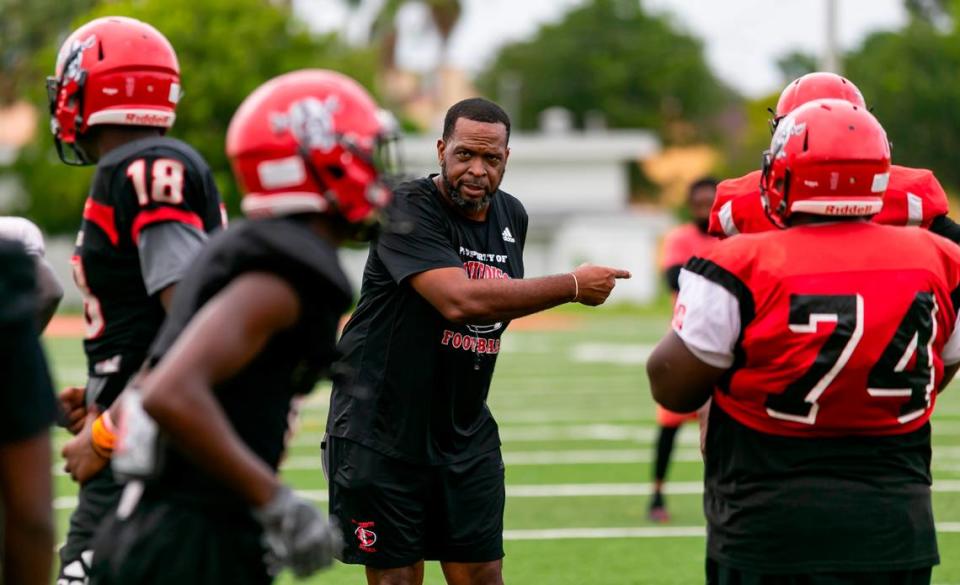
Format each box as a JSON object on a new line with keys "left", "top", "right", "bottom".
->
{"left": 295, "top": 0, "right": 908, "bottom": 98}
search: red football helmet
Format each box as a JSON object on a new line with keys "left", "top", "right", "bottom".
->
{"left": 47, "top": 16, "right": 180, "bottom": 165}
{"left": 226, "top": 69, "right": 397, "bottom": 226}
{"left": 761, "top": 98, "right": 890, "bottom": 227}
{"left": 771, "top": 72, "right": 866, "bottom": 133}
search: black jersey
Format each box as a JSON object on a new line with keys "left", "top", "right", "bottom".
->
{"left": 329, "top": 175, "right": 528, "bottom": 465}
{"left": 0, "top": 240, "right": 55, "bottom": 443}
{"left": 145, "top": 217, "right": 352, "bottom": 504}
{"left": 73, "top": 136, "right": 224, "bottom": 392}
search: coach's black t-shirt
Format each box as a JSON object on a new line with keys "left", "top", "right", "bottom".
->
{"left": 329, "top": 175, "right": 528, "bottom": 465}
{"left": 0, "top": 240, "right": 56, "bottom": 443}
{"left": 145, "top": 217, "right": 351, "bottom": 505}
{"left": 705, "top": 404, "right": 938, "bottom": 573}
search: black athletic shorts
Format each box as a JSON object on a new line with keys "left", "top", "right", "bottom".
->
{"left": 706, "top": 558, "right": 933, "bottom": 585}
{"left": 326, "top": 436, "right": 506, "bottom": 569}
{"left": 89, "top": 488, "right": 270, "bottom": 585}
{"left": 59, "top": 371, "right": 139, "bottom": 581}
{"left": 59, "top": 465, "right": 124, "bottom": 582}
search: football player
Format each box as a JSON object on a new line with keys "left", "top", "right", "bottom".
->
{"left": 649, "top": 99, "right": 960, "bottom": 583}
{"left": 48, "top": 16, "right": 224, "bottom": 584}
{"left": 650, "top": 177, "right": 719, "bottom": 522}
{"left": 709, "top": 72, "right": 957, "bottom": 241}
{"left": 87, "top": 69, "right": 390, "bottom": 584}
{"left": 0, "top": 216, "right": 64, "bottom": 330}
{"left": 0, "top": 239, "right": 57, "bottom": 585}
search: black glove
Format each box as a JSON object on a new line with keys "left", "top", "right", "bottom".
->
{"left": 253, "top": 485, "right": 343, "bottom": 578}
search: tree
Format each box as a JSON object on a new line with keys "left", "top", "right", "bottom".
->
{"left": 345, "top": 0, "right": 462, "bottom": 70}
{"left": 844, "top": 17, "right": 960, "bottom": 194}
{"left": 343, "top": 0, "right": 462, "bottom": 109}
{"left": 776, "top": 51, "right": 819, "bottom": 85}
{"left": 475, "top": 0, "right": 737, "bottom": 141}
{"left": 905, "top": 0, "right": 952, "bottom": 27}
{"left": 10, "top": 0, "right": 377, "bottom": 233}
{"left": 0, "top": 0, "right": 99, "bottom": 105}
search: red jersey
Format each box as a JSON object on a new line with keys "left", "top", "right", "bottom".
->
{"left": 677, "top": 221, "right": 960, "bottom": 438}
{"left": 660, "top": 223, "right": 717, "bottom": 270}
{"left": 708, "top": 165, "right": 949, "bottom": 238}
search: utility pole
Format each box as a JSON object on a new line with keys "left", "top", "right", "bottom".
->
{"left": 821, "top": 0, "right": 840, "bottom": 73}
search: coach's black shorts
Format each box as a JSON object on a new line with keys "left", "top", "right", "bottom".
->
{"left": 89, "top": 489, "right": 270, "bottom": 585}
{"left": 326, "top": 436, "right": 505, "bottom": 569}
{"left": 706, "top": 558, "right": 933, "bottom": 585}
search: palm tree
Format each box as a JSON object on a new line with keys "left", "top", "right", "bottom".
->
{"left": 344, "top": 0, "right": 463, "bottom": 105}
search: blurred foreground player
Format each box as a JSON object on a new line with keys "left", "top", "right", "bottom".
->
{"left": 88, "top": 69, "right": 395, "bottom": 584}
{"left": 0, "top": 240, "right": 57, "bottom": 585}
{"left": 649, "top": 99, "right": 960, "bottom": 584}
{"left": 48, "top": 16, "right": 224, "bottom": 583}
{"left": 709, "top": 72, "right": 956, "bottom": 241}
{"left": 0, "top": 216, "right": 63, "bottom": 330}
{"left": 650, "top": 177, "right": 718, "bottom": 522}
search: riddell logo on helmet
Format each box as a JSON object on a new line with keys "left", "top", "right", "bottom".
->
{"left": 825, "top": 203, "right": 874, "bottom": 215}
{"left": 124, "top": 112, "right": 171, "bottom": 126}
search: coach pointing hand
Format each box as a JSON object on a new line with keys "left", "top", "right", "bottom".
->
{"left": 572, "top": 263, "right": 632, "bottom": 305}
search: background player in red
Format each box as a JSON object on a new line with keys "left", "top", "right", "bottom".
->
{"left": 649, "top": 99, "right": 960, "bottom": 584}
{"left": 86, "top": 68, "right": 391, "bottom": 585}
{"left": 48, "top": 16, "right": 225, "bottom": 584}
{"left": 649, "top": 176, "right": 719, "bottom": 522}
{"left": 708, "top": 72, "right": 957, "bottom": 241}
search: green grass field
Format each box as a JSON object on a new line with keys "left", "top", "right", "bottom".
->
{"left": 45, "top": 306, "right": 960, "bottom": 584}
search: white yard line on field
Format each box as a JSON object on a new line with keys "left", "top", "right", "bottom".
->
{"left": 55, "top": 479, "right": 960, "bottom": 509}
{"left": 51, "top": 444, "right": 960, "bottom": 476}
{"left": 499, "top": 424, "right": 660, "bottom": 442}
{"left": 502, "top": 449, "right": 701, "bottom": 465}
{"left": 285, "top": 425, "right": 681, "bottom": 446}
{"left": 277, "top": 449, "right": 704, "bottom": 470}
{"left": 502, "top": 526, "right": 705, "bottom": 540}
{"left": 569, "top": 343, "right": 655, "bottom": 365}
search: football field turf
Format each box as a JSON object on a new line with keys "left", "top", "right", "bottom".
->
{"left": 45, "top": 306, "right": 960, "bottom": 584}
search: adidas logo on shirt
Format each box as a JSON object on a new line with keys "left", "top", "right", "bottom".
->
{"left": 502, "top": 227, "right": 515, "bottom": 243}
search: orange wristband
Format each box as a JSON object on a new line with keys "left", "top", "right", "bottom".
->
{"left": 90, "top": 414, "right": 117, "bottom": 458}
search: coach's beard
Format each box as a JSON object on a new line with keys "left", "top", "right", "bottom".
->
{"left": 441, "top": 164, "right": 494, "bottom": 213}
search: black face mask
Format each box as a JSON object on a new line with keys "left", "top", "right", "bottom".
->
{"left": 695, "top": 218, "right": 710, "bottom": 234}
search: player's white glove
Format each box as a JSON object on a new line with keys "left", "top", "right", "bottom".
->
{"left": 253, "top": 485, "right": 342, "bottom": 578}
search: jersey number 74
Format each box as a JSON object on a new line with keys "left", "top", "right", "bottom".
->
{"left": 766, "top": 292, "right": 937, "bottom": 425}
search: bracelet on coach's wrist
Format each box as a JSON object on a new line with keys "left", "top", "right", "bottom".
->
{"left": 570, "top": 272, "right": 580, "bottom": 302}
